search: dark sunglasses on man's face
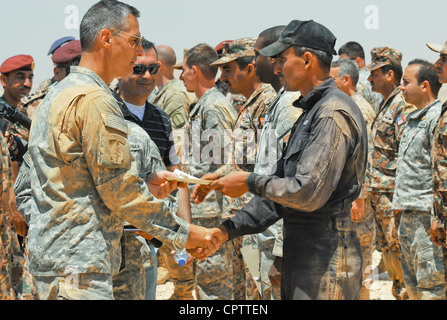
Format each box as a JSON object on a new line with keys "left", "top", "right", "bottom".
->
{"left": 133, "top": 63, "right": 160, "bottom": 75}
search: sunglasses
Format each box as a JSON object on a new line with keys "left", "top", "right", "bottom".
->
{"left": 109, "top": 28, "right": 144, "bottom": 48}
{"left": 133, "top": 63, "right": 160, "bottom": 75}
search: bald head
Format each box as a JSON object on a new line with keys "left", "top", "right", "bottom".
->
{"left": 156, "top": 45, "right": 177, "bottom": 67}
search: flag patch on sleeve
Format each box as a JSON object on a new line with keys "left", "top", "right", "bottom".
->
{"left": 397, "top": 115, "right": 406, "bottom": 125}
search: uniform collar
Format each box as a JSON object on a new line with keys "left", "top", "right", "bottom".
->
{"left": 70, "top": 66, "right": 111, "bottom": 93}
{"left": 293, "top": 78, "right": 335, "bottom": 111}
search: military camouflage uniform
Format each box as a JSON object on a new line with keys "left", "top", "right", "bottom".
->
{"left": 213, "top": 43, "right": 277, "bottom": 299}
{"left": 25, "top": 66, "right": 189, "bottom": 300}
{"left": 112, "top": 121, "right": 167, "bottom": 300}
{"left": 150, "top": 78, "right": 191, "bottom": 129}
{"left": 391, "top": 99, "right": 445, "bottom": 299}
{"left": 180, "top": 86, "right": 237, "bottom": 300}
{"left": 0, "top": 134, "right": 37, "bottom": 300}
{"left": 432, "top": 100, "right": 447, "bottom": 293}
{"left": 366, "top": 87, "right": 415, "bottom": 298}
{"left": 427, "top": 42, "right": 447, "bottom": 295}
{"left": 0, "top": 132, "right": 16, "bottom": 299}
{"left": 220, "top": 82, "right": 277, "bottom": 300}
{"left": 364, "top": 47, "right": 417, "bottom": 299}
{"left": 349, "top": 91, "right": 377, "bottom": 300}
{"left": 151, "top": 81, "right": 193, "bottom": 300}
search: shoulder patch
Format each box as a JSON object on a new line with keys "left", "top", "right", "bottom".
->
{"left": 102, "top": 113, "right": 129, "bottom": 134}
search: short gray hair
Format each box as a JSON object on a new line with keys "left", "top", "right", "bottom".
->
{"left": 80, "top": 0, "right": 140, "bottom": 51}
{"left": 331, "top": 58, "right": 359, "bottom": 86}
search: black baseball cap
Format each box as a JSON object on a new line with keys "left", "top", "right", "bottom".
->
{"left": 260, "top": 20, "right": 337, "bottom": 57}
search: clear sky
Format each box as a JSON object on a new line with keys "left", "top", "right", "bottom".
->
{"left": 2, "top": 0, "right": 447, "bottom": 88}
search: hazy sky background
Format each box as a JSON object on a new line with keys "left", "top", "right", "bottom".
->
{"left": 2, "top": 0, "right": 447, "bottom": 88}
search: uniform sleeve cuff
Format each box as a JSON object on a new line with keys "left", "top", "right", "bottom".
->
{"left": 171, "top": 219, "right": 190, "bottom": 251}
{"left": 247, "top": 172, "right": 259, "bottom": 195}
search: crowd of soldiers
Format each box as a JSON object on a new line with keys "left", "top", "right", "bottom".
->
{"left": 1, "top": 0, "right": 447, "bottom": 300}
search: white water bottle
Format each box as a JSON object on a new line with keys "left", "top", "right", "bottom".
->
{"left": 173, "top": 249, "right": 189, "bottom": 266}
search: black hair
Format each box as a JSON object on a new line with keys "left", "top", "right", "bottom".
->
{"left": 381, "top": 64, "right": 403, "bottom": 85}
{"left": 234, "top": 56, "right": 255, "bottom": 70}
{"left": 338, "top": 41, "right": 365, "bottom": 60}
{"left": 408, "top": 58, "right": 442, "bottom": 97}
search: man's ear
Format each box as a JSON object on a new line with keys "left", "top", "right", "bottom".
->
{"left": 421, "top": 79, "right": 430, "bottom": 94}
{"left": 99, "top": 29, "right": 114, "bottom": 47}
{"left": 246, "top": 63, "right": 256, "bottom": 77}
{"left": 354, "top": 57, "right": 363, "bottom": 67}
{"left": 303, "top": 51, "right": 313, "bottom": 69}
{"left": 0, "top": 74, "right": 8, "bottom": 88}
{"left": 385, "top": 69, "right": 395, "bottom": 83}
{"left": 343, "top": 74, "right": 351, "bottom": 85}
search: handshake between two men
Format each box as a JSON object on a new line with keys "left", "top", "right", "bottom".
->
{"left": 141, "top": 170, "right": 250, "bottom": 262}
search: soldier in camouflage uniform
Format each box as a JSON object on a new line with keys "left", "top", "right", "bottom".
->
{"left": 33, "top": 36, "right": 75, "bottom": 92}
{"left": 330, "top": 58, "right": 376, "bottom": 300}
{"left": 0, "top": 55, "right": 38, "bottom": 300}
{"left": 178, "top": 43, "right": 238, "bottom": 299}
{"left": 21, "top": 1, "right": 216, "bottom": 300}
{"left": 0, "top": 132, "right": 16, "bottom": 299}
{"left": 112, "top": 121, "right": 169, "bottom": 300}
{"left": 338, "top": 41, "right": 383, "bottom": 114}
{"left": 114, "top": 40, "right": 194, "bottom": 300}
{"left": 427, "top": 41, "right": 447, "bottom": 297}
{"left": 364, "top": 47, "right": 417, "bottom": 300}
{"left": 0, "top": 55, "right": 34, "bottom": 164}
{"left": 211, "top": 38, "right": 277, "bottom": 300}
{"left": 18, "top": 40, "right": 82, "bottom": 127}
{"left": 150, "top": 45, "right": 191, "bottom": 130}
{"left": 391, "top": 59, "right": 445, "bottom": 300}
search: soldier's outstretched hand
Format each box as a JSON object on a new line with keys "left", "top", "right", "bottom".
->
{"left": 186, "top": 224, "right": 229, "bottom": 260}
{"left": 211, "top": 171, "right": 250, "bottom": 198}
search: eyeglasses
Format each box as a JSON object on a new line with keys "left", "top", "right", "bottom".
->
{"left": 109, "top": 28, "right": 144, "bottom": 48}
{"left": 133, "top": 63, "right": 160, "bottom": 75}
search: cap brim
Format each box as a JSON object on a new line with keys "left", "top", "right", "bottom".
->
{"left": 259, "top": 40, "right": 291, "bottom": 57}
{"left": 210, "top": 56, "right": 237, "bottom": 66}
{"left": 426, "top": 43, "right": 444, "bottom": 54}
{"left": 365, "top": 62, "right": 387, "bottom": 71}
{"left": 173, "top": 64, "right": 183, "bottom": 70}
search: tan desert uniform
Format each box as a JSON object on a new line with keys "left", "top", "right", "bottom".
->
{"left": 150, "top": 78, "right": 191, "bottom": 129}
{"left": 181, "top": 86, "right": 237, "bottom": 300}
{"left": 26, "top": 66, "right": 189, "bottom": 299}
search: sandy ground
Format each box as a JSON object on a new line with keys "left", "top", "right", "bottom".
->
{"left": 155, "top": 249, "right": 395, "bottom": 300}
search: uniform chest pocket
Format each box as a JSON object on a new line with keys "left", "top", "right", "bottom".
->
{"left": 373, "top": 116, "right": 396, "bottom": 151}
{"left": 282, "top": 130, "right": 309, "bottom": 177}
{"left": 98, "top": 113, "right": 131, "bottom": 169}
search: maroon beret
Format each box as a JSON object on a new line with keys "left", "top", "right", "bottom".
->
{"left": 51, "top": 40, "right": 82, "bottom": 65}
{"left": 215, "top": 40, "right": 233, "bottom": 54}
{"left": 0, "top": 54, "right": 34, "bottom": 74}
